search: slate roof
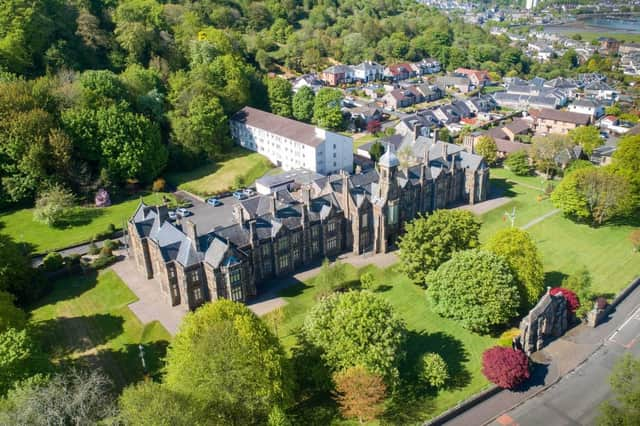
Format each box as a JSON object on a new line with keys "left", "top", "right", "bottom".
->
{"left": 231, "top": 107, "right": 326, "bottom": 148}
{"left": 531, "top": 108, "right": 591, "bottom": 125}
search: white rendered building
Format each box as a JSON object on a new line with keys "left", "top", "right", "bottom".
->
{"left": 230, "top": 107, "right": 353, "bottom": 175}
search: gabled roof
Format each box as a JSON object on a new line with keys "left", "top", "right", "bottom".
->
{"left": 530, "top": 108, "right": 590, "bottom": 125}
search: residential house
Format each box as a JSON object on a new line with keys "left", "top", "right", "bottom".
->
{"left": 598, "top": 37, "right": 621, "bottom": 55}
{"left": 412, "top": 58, "right": 442, "bottom": 75}
{"left": 435, "top": 74, "right": 472, "bottom": 93}
{"left": 463, "top": 130, "right": 530, "bottom": 159}
{"left": 584, "top": 81, "right": 618, "bottom": 101}
{"left": 454, "top": 68, "right": 491, "bottom": 87}
{"left": 383, "top": 63, "right": 415, "bottom": 81}
{"left": 353, "top": 61, "right": 384, "bottom": 82}
{"left": 529, "top": 108, "right": 591, "bottom": 135}
{"left": 128, "top": 145, "right": 489, "bottom": 309}
{"left": 230, "top": 107, "right": 353, "bottom": 174}
{"left": 382, "top": 87, "right": 423, "bottom": 110}
{"left": 414, "top": 84, "right": 443, "bottom": 102}
{"left": 568, "top": 99, "right": 605, "bottom": 120}
{"left": 320, "top": 65, "right": 354, "bottom": 86}
{"left": 292, "top": 74, "right": 323, "bottom": 92}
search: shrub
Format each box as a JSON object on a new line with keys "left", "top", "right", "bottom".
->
{"left": 359, "top": 272, "right": 375, "bottom": 290}
{"left": 505, "top": 151, "right": 530, "bottom": 176}
{"left": 100, "top": 245, "right": 113, "bottom": 258}
{"left": 103, "top": 239, "right": 120, "bottom": 251}
{"left": 550, "top": 287, "right": 580, "bottom": 314}
{"left": 152, "top": 178, "right": 166, "bottom": 192}
{"left": 65, "top": 253, "right": 82, "bottom": 266}
{"left": 420, "top": 353, "right": 449, "bottom": 388}
{"left": 88, "top": 239, "right": 100, "bottom": 255}
{"left": 482, "top": 346, "right": 530, "bottom": 389}
{"left": 332, "top": 365, "right": 386, "bottom": 423}
{"left": 107, "top": 223, "right": 116, "bottom": 234}
{"left": 41, "top": 252, "right": 64, "bottom": 272}
{"left": 91, "top": 255, "right": 117, "bottom": 270}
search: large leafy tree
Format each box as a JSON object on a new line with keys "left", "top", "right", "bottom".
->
{"left": 551, "top": 166, "right": 634, "bottom": 226}
{"left": 485, "top": 228, "right": 545, "bottom": 310}
{"left": 0, "top": 234, "right": 36, "bottom": 303}
{"left": 292, "top": 86, "right": 315, "bottom": 122}
{"left": 164, "top": 300, "right": 293, "bottom": 425}
{"left": 611, "top": 134, "right": 640, "bottom": 201}
{"left": 0, "top": 291, "right": 26, "bottom": 333}
{"left": 530, "top": 134, "right": 571, "bottom": 178}
{"left": 0, "top": 328, "right": 47, "bottom": 396}
{"left": 568, "top": 125, "right": 603, "bottom": 156}
{"left": 505, "top": 150, "right": 531, "bottom": 176}
{"left": 302, "top": 291, "right": 406, "bottom": 383}
{"left": 312, "top": 88, "right": 343, "bottom": 130}
{"left": 398, "top": 210, "right": 480, "bottom": 287}
{"left": 426, "top": 249, "right": 519, "bottom": 333}
{"left": 0, "top": 369, "right": 116, "bottom": 424}
{"left": 113, "top": 0, "right": 166, "bottom": 64}
{"left": 332, "top": 365, "right": 387, "bottom": 423}
{"left": 475, "top": 135, "right": 498, "bottom": 165}
{"left": 598, "top": 354, "right": 640, "bottom": 426}
{"left": 266, "top": 77, "right": 293, "bottom": 117}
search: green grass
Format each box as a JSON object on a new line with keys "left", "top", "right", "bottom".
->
{"left": 166, "top": 148, "right": 274, "bottom": 196}
{"left": 275, "top": 264, "right": 496, "bottom": 423}
{"left": 480, "top": 168, "right": 640, "bottom": 296}
{"left": 352, "top": 134, "right": 377, "bottom": 152}
{"left": 569, "top": 32, "right": 640, "bottom": 43}
{"left": 29, "top": 270, "right": 170, "bottom": 390}
{"left": 0, "top": 192, "right": 172, "bottom": 254}
{"left": 482, "top": 86, "right": 506, "bottom": 95}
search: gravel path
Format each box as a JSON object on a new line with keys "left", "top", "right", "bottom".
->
{"left": 521, "top": 209, "right": 561, "bottom": 230}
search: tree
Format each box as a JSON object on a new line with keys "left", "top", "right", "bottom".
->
{"left": 267, "top": 77, "right": 293, "bottom": 117}
{"left": 420, "top": 353, "right": 449, "bottom": 388}
{"left": 332, "top": 365, "right": 387, "bottom": 423}
{"left": 0, "top": 369, "right": 116, "bottom": 425}
{"left": 505, "top": 150, "right": 530, "bottom": 176}
{"left": 475, "top": 136, "right": 498, "bottom": 165}
{"left": 267, "top": 405, "right": 292, "bottom": 426}
{"left": 611, "top": 134, "right": 640, "bottom": 201}
{"left": 0, "top": 291, "right": 26, "bottom": 333}
{"left": 369, "top": 141, "right": 384, "bottom": 162}
{"left": 359, "top": 272, "right": 375, "bottom": 290}
{"left": 562, "top": 268, "right": 593, "bottom": 319}
{"left": 568, "top": 126, "right": 603, "bottom": 156}
{"left": 292, "top": 86, "right": 315, "bottom": 122}
{"left": 119, "top": 381, "right": 203, "bottom": 426}
{"left": 303, "top": 291, "right": 406, "bottom": 383}
{"left": 315, "top": 258, "right": 347, "bottom": 296}
{"left": 313, "top": 88, "right": 343, "bottom": 130}
{"left": 531, "top": 134, "right": 571, "bottom": 178}
{"left": 366, "top": 120, "right": 381, "bottom": 134}
{"left": 0, "top": 328, "right": 47, "bottom": 396}
{"left": 551, "top": 166, "right": 634, "bottom": 225}
{"left": 113, "top": 0, "right": 166, "bottom": 64}
{"left": 426, "top": 249, "right": 519, "bottom": 333}
{"left": 485, "top": 228, "right": 545, "bottom": 310}
{"left": 549, "top": 287, "right": 580, "bottom": 314}
{"left": 0, "top": 234, "right": 36, "bottom": 303}
{"left": 163, "top": 300, "right": 293, "bottom": 424}
{"left": 482, "top": 347, "right": 530, "bottom": 389}
{"left": 598, "top": 354, "right": 640, "bottom": 426}
{"left": 398, "top": 210, "right": 480, "bottom": 287}
{"left": 32, "top": 184, "right": 75, "bottom": 227}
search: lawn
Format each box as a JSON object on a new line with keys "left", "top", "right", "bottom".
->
{"left": 569, "top": 31, "right": 640, "bottom": 44}
{"left": 165, "top": 147, "right": 274, "bottom": 197}
{"left": 0, "top": 192, "right": 172, "bottom": 254}
{"left": 352, "top": 134, "right": 377, "bottom": 152}
{"left": 274, "top": 264, "right": 497, "bottom": 424}
{"left": 29, "top": 270, "right": 170, "bottom": 390}
{"left": 479, "top": 168, "right": 640, "bottom": 295}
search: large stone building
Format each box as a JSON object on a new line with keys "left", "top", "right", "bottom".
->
{"left": 128, "top": 141, "right": 489, "bottom": 310}
{"left": 230, "top": 107, "right": 353, "bottom": 174}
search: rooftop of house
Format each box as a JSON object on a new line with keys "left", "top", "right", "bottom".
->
{"left": 231, "top": 107, "right": 333, "bottom": 148}
{"left": 529, "top": 108, "right": 591, "bottom": 125}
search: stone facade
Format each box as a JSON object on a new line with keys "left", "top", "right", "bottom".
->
{"left": 516, "top": 288, "right": 568, "bottom": 355}
{"left": 128, "top": 143, "right": 489, "bottom": 310}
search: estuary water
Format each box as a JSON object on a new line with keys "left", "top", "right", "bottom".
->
{"left": 543, "top": 15, "right": 640, "bottom": 36}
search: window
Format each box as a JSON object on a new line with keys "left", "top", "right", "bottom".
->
{"left": 231, "top": 285, "right": 243, "bottom": 302}
{"left": 327, "top": 237, "right": 337, "bottom": 250}
{"left": 333, "top": 144, "right": 336, "bottom": 149}
{"left": 328, "top": 221, "right": 336, "bottom": 233}
{"left": 388, "top": 203, "right": 399, "bottom": 225}
{"left": 194, "top": 286, "right": 202, "bottom": 301}
{"left": 189, "top": 270, "right": 199, "bottom": 283}
{"left": 279, "top": 255, "right": 289, "bottom": 270}
{"left": 171, "top": 284, "right": 179, "bottom": 299}
{"left": 312, "top": 226, "right": 320, "bottom": 238}
{"left": 293, "top": 247, "right": 300, "bottom": 261}
{"left": 230, "top": 268, "right": 241, "bottom": 284}
{"left": 333, "top": 153, "right": 336, "bottom": 158}
{"left": 361, "top": 213, "right": 368, "bottom": 227}
{"left": 277, "top": 238, "right": 288, "bottom": 251}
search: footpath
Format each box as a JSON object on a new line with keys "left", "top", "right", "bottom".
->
{"left": 429, "top": 278, "right": 640, "bottom": 426}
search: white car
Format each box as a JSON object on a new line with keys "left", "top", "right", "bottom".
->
{"left": 176, "top": 207, "right": 191, "bottom": 217}
{"left": 167, "top": 210, "right": 177, "bottom": 221}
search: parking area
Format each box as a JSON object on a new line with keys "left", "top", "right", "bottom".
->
{"left": 172, "top": 192, "right": 258, "bottom": 233}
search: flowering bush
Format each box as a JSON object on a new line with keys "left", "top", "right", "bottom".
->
{"left": 482, "top": 346, "right": 530, "bottom": 389}
{"left": 550, "top": 287, "right": 580, "bottom": 313}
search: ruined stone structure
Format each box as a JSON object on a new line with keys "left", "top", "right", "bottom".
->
{"left": 516, "top": 288, "right": 569, "bottom": 355}
{"left": 128, "top": 142, "right": 489, "bottom": 310}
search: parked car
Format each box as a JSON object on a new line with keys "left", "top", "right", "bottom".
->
{"left": 180, "top": 199, "right": 193, "bottom": 208}
{"left": 233, "top": 190, "right": 248, "bottom": 200}
{"left": 243, "top": 188, "right": 255, "bottom": 197}
{"left": 176, "top": 207, "right": 191, "bottom": 217}
{"left": 168, "top": 210, "right": 177, "bottom": 221}
{"left": 206, "top": 197, "right": 222, "bottom": 206}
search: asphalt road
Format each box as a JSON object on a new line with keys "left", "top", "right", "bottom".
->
{"left": 489, "top": 304, "right": 640, "bottom": 426}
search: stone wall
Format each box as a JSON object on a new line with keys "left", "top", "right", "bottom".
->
{"left": 516, "top": 288, "right": 568, "bottom": 355}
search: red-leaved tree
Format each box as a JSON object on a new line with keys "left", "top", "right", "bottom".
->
{"left": 367, "top": 120, "right": 381, "bottom": 134}
{"left": 482, "top": 347, "right": 530, "bottom": 389}
{"left": 550, "top": 287, "right": 580, "bottom": 313}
